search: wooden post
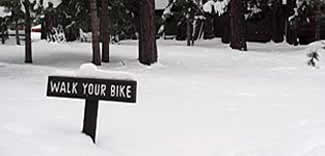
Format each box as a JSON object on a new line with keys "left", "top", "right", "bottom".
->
{"left": 82, "top": 98, "right": 99, "bottom": 143}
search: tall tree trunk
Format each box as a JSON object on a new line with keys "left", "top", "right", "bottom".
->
{"left": 41, "top": 19, "right": 47, "bottom": 40}
{"left": 23, "top": 0, "right": 32, "bottom": 63}
{"left": 271, "top": 2, "right": 284, "bottom": 43}
{"left": 1, "top": 24, "right": 5, "bottom": 44}
{"left": 230, "top": 0, "right": 247, "bottom": 51}
{"left": 1, "top": 31, "right": 5, "bottom": 44}
{"left": 101, "top": 0, "right": 110, "bottom": 62}
{"left": 138, "top": 0, "right": 158, "bottom": 65}
{"left": 186, "top": 14, "right": 192, "bottom": 46}
{"left": 89, "top": 0, "right": 101, "bottom": 65}
{"left": 15, "top": 19, "right": 21, "bottom": 45}
{"left": 315, "top": 12, "right": 320, "bottom": 41}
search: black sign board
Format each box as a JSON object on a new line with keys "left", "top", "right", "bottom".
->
{"left": 46, "top": 76, "right": 137, "bottom": 143}
{"left": 47, "top": 76, "right": 137, "bottom": 103}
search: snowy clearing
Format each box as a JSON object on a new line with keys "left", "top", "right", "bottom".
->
{"left": 0, "top": 35, "right": 324, "bottom": 156}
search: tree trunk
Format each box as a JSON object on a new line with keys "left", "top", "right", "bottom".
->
{"left": 41, "top": 18, "right": 47, "bottom": 40}
{"left": 138, "top": 0, "right": 158, "bottom": 65}
{"left": 1, "top": 25, "right": 5, "bottom": 44}
{"left": 315, "top": 13, "right": 320, "bottom": 41}
{"left": 23, "top": 0, "right": 32, "bottom": 63}
{"left": 89, "top": 0, "right": 101, "bottom": 65}
{"left": 271, "top": 2, "right": 284, "bottom": 43}
{"left": 221, "top": 13, "right": 231, "bottom": 43}
{"left": 101, "top": 0, "right": 110, "bottom": 62}
{"left": 230, "top": 0, "right": 247, "bottom": 51}
{"left": 186, "top": 14, "right": 192, "bottom": 46}
{"left": 15, "top": 19, "right": 21, "bottom": 45}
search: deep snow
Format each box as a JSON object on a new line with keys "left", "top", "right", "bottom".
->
{"left": 0, "top": 34, "right": 324, "bottom": 156}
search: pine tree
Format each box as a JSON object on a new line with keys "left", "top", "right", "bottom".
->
{"left": 1, "top": 0, "right": 43, "bottom": 62}
{"left": 161, "top": 0, "right": 202, "bottom": 44}
{"left": 109, "top": 0, "right": 138, "bottom": 42}
{"left": 56, "top": 0, "right": 90, "bottom": 41}
{"left": 0, "top": 0, "right": 24, "bottom": 45}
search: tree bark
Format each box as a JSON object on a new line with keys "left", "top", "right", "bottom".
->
{"left": 1, "top": 29, "right": 5, "bottom": 44}
{"left": 23, "top": 0, "right": 32, "bottom": 63}
{"left": 271, "top": 2, "right": 284, "bottom": 43}
{"left": 1, "top": 22, "right": 5, "bottom": 44}
{"left": 15, "top": 19, "right": 21, "bottom": 45}
{"left": 101, "top": 0, "right": 110, "bottom": 62}
{"left": 186, "top": 14, "right": 192, "bottom": 46}
{"left": 230, "top": 0, "right": 247, "bottom": 51}
{"left": 138, "top": 0, "right": 158, "bottom": 65}
{"left": 89, "top": 0, "right": 101, "bottom": 65}
{"left": 41, "top": 18, "right": 47, "bottom": 40}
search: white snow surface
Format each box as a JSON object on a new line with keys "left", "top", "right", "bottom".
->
{"left": 68, "top": 63, "right": 136, "bottom": 80}
{"left": 0, "top": 33, "right": 325, "bottom": 156}
{"left": 53, "top": 63, "right": 136, "bottom": 80}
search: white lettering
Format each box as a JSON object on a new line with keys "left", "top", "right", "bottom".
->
{"left": 60, "top": 82, "right": 66, "bottom": 93}
{"left": 72, "top": 82, "right": 78, "bottom": 94}
{"left": 50, "top": 81, "right": 60, "bottom": 93}
{"left": 66, "top": 82, "right": 71, "bottom": 94}
{"left": 82, "top": 83, "right": 88, "bottom": 95}
{"left": 119, "top": 85, "right": 125, "bottom": 97}
{"left": 88, "top": 83, "right": 94, "bottom": 95}
{"left": 126, "top": 85, "right": 131, "bottom": 98}
{"left": 111, "top": 85, "right": 115, "bottom": 97}
{"left": 101, "top": 84, "right": 106, "bottom": 96}
{"left": 94, "top": 84, "right": 100, "bottom": 96}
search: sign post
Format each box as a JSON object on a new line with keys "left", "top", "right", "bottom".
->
{"left": 47, "top": 76, "right": 137, "bottom": 143}
{"left": 82, "top": 99, "right": 99, "bottom": 143}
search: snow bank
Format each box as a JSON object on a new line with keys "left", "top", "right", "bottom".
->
{"left": 305, "top": 40, "right": 325, "bottom": 57}
{"left": 54, "top": 63, "right": 136, "bottom": 80}
{"left": 307, "top": 41, "right": 325, "bottom": 50}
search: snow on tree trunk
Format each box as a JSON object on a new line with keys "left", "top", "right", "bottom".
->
{"left": 89, "top": 0, "right": 101, "bottom": 65}
{"left": 230, "top": 0, "right": 247, "bottom": 51}
{"left": 138, "top": 0, "right": 158, "bottom": 65}
{"left": 23, "top": 0, "right": 32, "bottom": 63}
{"left": 101, "top": 0, "right": 110, "bottom": 63}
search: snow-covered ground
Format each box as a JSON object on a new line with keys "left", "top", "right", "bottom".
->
{"left": 0, "top": 34, "right": 324, "bottom": 156}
